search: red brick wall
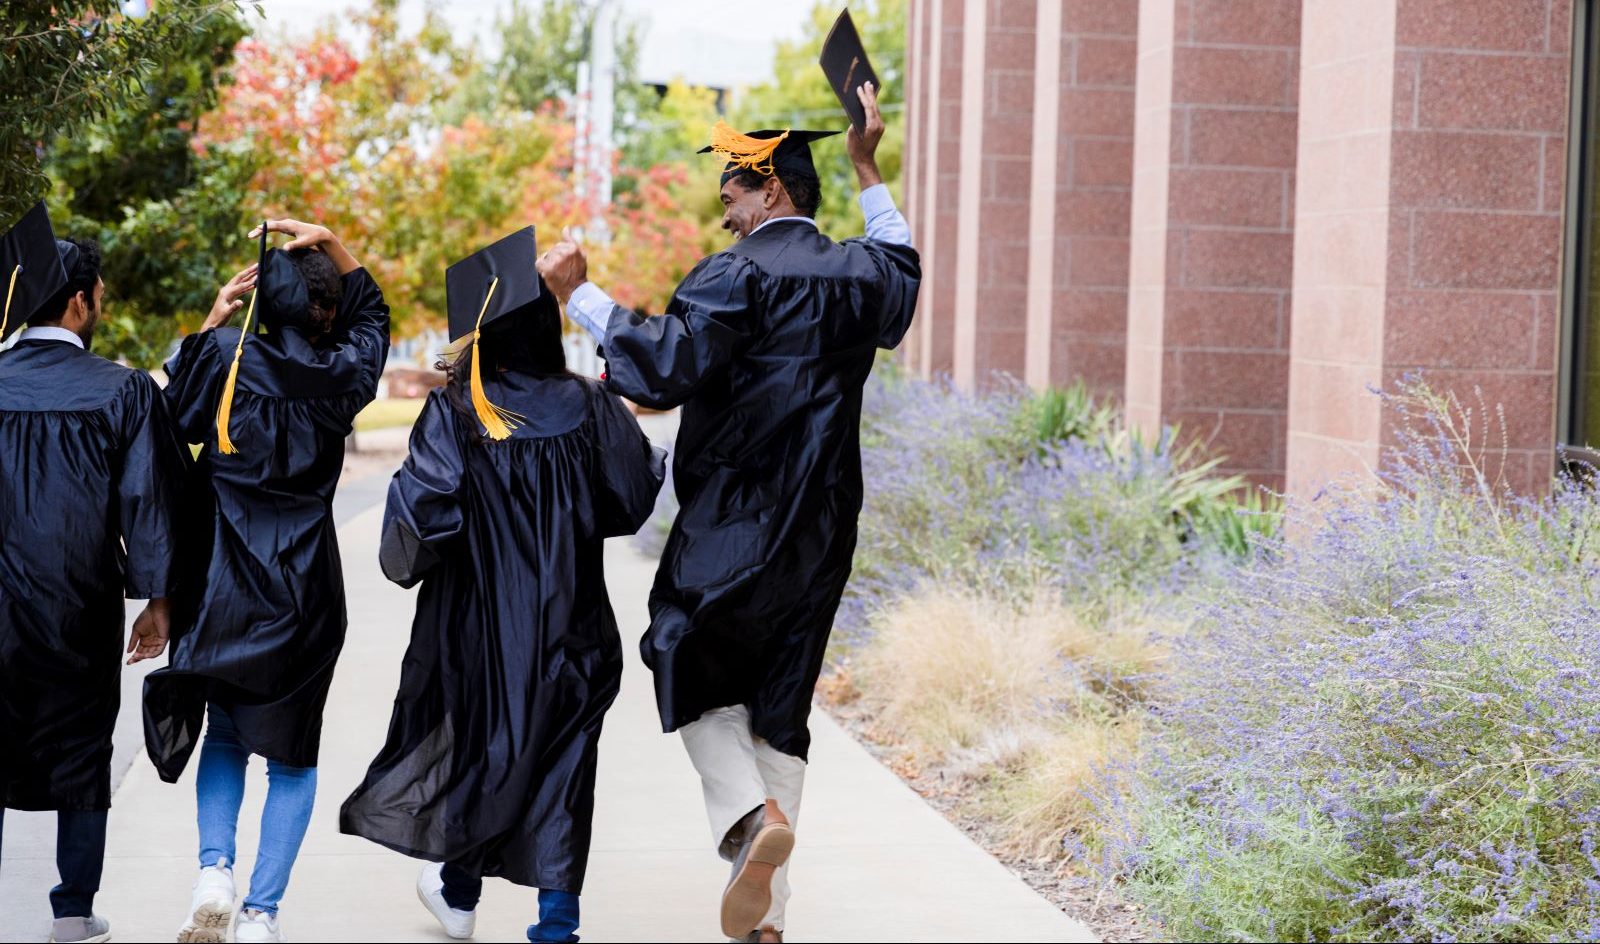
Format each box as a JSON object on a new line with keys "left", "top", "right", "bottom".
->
{"left": 1053, "top": 1, "right": 1139, "bottom": 399}
{"left": 974, "top": 0, "right": 1038, "bottom": 379}
{"left": 1127, "top": 0, "right": 1302, "bottom": 487}
{"left": 1287, "top": 0, "right": 1571, "bottom": 497}
{"left": 1384, "top": 0, "right": 1569, "bottom": 492}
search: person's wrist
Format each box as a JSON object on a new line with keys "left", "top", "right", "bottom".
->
{"left": 854, "top": 159, "right": 883, "bottom": 189}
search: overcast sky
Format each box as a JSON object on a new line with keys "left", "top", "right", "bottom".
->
{"left": 252, "top": 0, "right": 815, "bottom": 89}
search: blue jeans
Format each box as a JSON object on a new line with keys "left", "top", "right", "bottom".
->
{"left": 195, "top": 704, "right": 317, "bottom": 915}
{"left": 439, "top": 864, "right": 581, "bottom": 943}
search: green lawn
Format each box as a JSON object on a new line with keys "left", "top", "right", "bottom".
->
{"left": 355, "top": 398, "right": 426, "bottom": 431}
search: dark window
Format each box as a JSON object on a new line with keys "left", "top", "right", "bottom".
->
{"left": 1563, "top": 1, "right": 1600, "bottom": 459}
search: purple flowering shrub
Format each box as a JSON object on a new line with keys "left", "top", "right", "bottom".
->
{"left": 844, "top": 366, "right": 1273, "bottom": 641}
{"left": 1106, "top": 381, "right": 1600, "bottom": 940}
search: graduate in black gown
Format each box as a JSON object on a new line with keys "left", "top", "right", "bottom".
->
{"left": 0, "top": 204, "right": 190, "bottom": 944}
{"left": 142, "top": 219, "right": 389, "bottom": 942}
{"left": 340, "top": 230, "right": 664, "bottom": 944}
{"left": 538, "top": 83, "right": 919, "bottom": 941}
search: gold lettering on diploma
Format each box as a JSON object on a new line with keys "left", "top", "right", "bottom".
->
{"left": 842, "top": 56, "right": 860, "bottom": 96}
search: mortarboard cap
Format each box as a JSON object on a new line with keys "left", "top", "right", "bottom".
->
{"left": 256, "top": 248, "right": 311, "bottom": 333}
{"left": 819, "top": 9, "right": 880, "bottom": 134}
{"left": 0, "top": 202, "right": 73, "bottom": 343}
{"left": 699, "top": 127, "right": 841, "bottom": 188}
{"left": 442, "top": 227, "right": 541, "bottom": 440}
{"left": 445, "top": 226, "right": 542, "bottom": 343}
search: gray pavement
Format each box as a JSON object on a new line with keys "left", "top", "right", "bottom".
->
{"left": 1, "top": 438, "right": 1095, "bottom": 943}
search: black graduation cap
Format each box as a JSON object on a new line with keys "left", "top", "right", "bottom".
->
{"left": 443, "top": 227, "right": 540, "bottom": 440}
{"left": 819, "top": 8, "right": 880, "bottom": 133}
{"left": 256, "top": 227, "right": 311, "bottom": 334}
{"left": 0, "top": 202, "right": 72, "bottom": 343}
{"left": 445, "top": 226, "right": 541, "bottom": 342}
{"left": 699, "top": 127, "right": 841, "bottom": 187}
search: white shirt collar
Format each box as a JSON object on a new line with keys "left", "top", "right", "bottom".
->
{"left": 18, "top": 326, "right": 85, "bottom": 350}
{"left": 749, "top": 216, "right": 819, "bottom": 237}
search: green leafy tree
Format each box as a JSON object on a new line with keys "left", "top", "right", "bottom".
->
{"left": 0, "top": 0, "right": 256, "bottom": 224}
{"left": 735, "top": 0, "right": 906, "bottom": 236}
{"left": 45, "top": 6, "right": 256, "bottom": 354}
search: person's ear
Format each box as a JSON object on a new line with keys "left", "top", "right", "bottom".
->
{"left": 764, "top": 177, "right": 782, "bottom": 209}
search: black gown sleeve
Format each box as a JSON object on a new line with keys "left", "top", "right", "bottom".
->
{"left": 115, "top": 372, "right": 191, "bottom": 598}
{"left": 600, "top": 253, "right": 759, "bottom": 410}
{"left": 844, "top": 239, "right": 923, "bottom": 350}
{"left": 379, "top": 389, "right": 466, "bottom": 588}
{"left": 333, "top": 267, "right": 392, "bottom": 402}
{"left": 591, "top": 386, "right": 667, "bottom": 539}
{"left": 162, "top": 330, "right": 230, "bottom": 444}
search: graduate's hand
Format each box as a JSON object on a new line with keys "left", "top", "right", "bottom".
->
{"left": 128, "top": 598, "right": 170, "bottom": 665}
{"left": 537, "top": 234, "right": 589, "bottom": 304}
{"left": 203, "top": 263, "right": 259, "bottom": 332}
{"left": 848, "top": 81, "right": 886, "bottom": 190}
{"left": 250, "top": 219, "right": 361, "bottom": 275}
{"left": 250, "top": 218, "right": 333, "bottom": 251}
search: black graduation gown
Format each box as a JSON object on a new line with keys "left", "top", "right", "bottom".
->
{"left": 597, "top": 220, "right": 921, "bottom": 760}
{"left": 0, "top": 339, "right": 189, "bottom": 810}
{"left": 143, "top": 268, "right": 390, "bottom": 779}
{"left": 340, "top": 374, "right": 663, "bottom": 893}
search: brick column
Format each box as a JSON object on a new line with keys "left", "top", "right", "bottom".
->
{"left": 906, "top": 0, "right": 965, "bottom": 379}
{"left": 950, "top": 0, "right": 1037, "bottom": 386}
{"left": 1124, "top": 0, "right": 1302, "bottom": 487}
{"left": 1286, "top": 0, "right": 1570, "bottom": 497}
{"left": 1033, "top": 1, "right": 1139, "bottom": 399}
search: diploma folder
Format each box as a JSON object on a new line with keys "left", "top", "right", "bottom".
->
{"left": 819, "top": 8, "right": 880, "bottom": 133}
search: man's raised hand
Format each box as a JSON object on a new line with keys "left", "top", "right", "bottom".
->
{"left": 537, "top": 233, "right": 589, "bottom": 305}
{"left": 847, "top": 80, "right": 887, "bottom": 189}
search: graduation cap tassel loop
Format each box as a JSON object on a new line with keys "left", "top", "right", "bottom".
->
{"left": 1, "top": 264, "right": 20, "bottom": 342}
{"left": 215, "top": 287, "right": 258, "bottom": 455}
{"left": 469, "top": 277, "right": 524, "bottom": 441}
{"left": 709, "top": 121, "right": 789, "bottom": 176}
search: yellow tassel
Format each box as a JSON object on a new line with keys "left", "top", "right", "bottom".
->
{"left": 709, "top": 121, "right": 789, "bottom": 176}
{"left": 468, "top": 277, "right": 524, "bottom": 441}
{"left": 215, "top": 288, "right": 258, "bottom": 455}
{"left": 1, "top": 263, "right": 20, "bottom": 341}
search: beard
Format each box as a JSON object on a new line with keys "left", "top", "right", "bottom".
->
{"left": 76, "top": 305, "right": 98, "bottom": 352}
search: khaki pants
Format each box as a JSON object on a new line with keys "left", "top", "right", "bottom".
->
{"left": 679, "top": 705, "right": 807, "bottom": 932}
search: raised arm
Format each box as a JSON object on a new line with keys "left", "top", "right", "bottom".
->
{"left": 849, "top": 81, "right": 912, "bottom": 247}
{"left": 540, "top": 245, "right": 759, "bottom": 410}
{"left": 251, "top": 218, "right": 390, "bottom": 397}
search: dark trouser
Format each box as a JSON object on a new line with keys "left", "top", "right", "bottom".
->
{"left": 0, "top": 807, "right": 109, "bottom": 918}
{"left": 439, "top": 862, "right": 581, "bottom": 943}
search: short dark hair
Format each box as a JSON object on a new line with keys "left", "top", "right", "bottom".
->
{"left": 33, "top": 238, "right": 103, "bottom": 325}
{"left": 289, "top": 248, "right": 342, "bottom": 315}
{"left": 729, "top": 169, "right": 822, "bottom": 218}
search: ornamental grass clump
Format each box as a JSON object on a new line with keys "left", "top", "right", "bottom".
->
{"left": 1107, "top": 380, "right": 1600, "bottom": 941}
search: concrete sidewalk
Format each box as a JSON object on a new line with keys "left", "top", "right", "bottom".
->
{"left": 3, "top": 493, "right": 1094, "bottom": 942}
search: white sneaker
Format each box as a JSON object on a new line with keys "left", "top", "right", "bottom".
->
{"left": 415, "top": 862, "right": 477, "bottom": 940}
{"left": 177, "top": 858, "right": 236, "bottom": 943}
{"left": 233, "top": 908, "right": 285, "bottom": 943}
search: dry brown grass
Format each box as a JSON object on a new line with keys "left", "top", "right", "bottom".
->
{"left": 850, "top": 587, "right": 1162, "bottom": 863}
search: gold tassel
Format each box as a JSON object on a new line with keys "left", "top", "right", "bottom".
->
{"left": 709, "top": 121, "right": 789, "bottom": 176}
{"left": 469, "top": 277, "right": 524, "bottom": 440}
{"left": 1, "top": 264, "right": 20, "bottom": 341}
{"left": 215, "top": 287, "right": 258, "bottom": 455}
